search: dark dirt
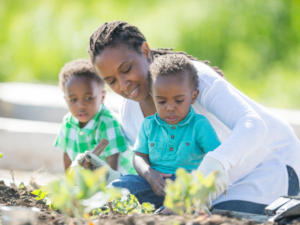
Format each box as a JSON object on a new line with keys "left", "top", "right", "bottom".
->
{"left": 0, "top": 180, "right": 299, "bottom": 225}
{"left": 95, "top": 213, "right": 260, "bottom": 225}
{"left": 0, "top": 180, "right": 65, "bottom": 225}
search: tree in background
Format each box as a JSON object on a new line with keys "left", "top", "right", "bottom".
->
{"left": 0, "top": 0, "right": 299, "bottom": 108}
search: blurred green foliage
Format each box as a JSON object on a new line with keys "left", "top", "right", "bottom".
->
{"left": 0, "top": 0, "right": 299, "bottom": 108}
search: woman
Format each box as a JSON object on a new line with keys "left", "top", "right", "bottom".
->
{"left": 87, "top": 21, "right": 300, "bottom": 215}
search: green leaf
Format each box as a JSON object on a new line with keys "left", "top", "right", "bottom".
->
{"left": 164, "top": 169, "right": 217, "bottom": 215}
{"left": 31, "top": 189, "right": 42, "bottom": 195}
{"left": 0, "top": 153, "right": 3, "bottom": 158}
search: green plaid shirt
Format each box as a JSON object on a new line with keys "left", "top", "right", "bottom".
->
{"left": 54, "top": 104, "right": 136, "bottom": 175}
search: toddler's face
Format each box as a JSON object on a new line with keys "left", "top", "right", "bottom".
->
{"left": 64, "top": 76, "right": 105, "bottom": 128}
{"left": 152, "top": 72, "right": 199, "bottom": 124}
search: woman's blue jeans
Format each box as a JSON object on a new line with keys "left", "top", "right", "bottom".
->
{"left": 111, "top": 166, "right": 299, "bottom": 215}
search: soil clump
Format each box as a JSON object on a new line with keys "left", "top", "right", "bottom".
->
{"left": 1, "top": 180, "right": 299, "bottom": 225}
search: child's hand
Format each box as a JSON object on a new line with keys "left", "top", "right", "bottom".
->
{"left": 147, "top": 169, "right": 172, "bottom": 196}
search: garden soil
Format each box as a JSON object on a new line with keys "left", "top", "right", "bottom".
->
{"left": 0, "top": 180, "right": 298, "bottom": 225}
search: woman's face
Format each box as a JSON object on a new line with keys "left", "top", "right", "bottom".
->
{"left": 94, "top": 42, "right": 152, "bottom": 102}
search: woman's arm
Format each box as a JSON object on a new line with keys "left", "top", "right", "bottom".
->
{"left": 196, "top": 63, "right": 268, "bottom": 171}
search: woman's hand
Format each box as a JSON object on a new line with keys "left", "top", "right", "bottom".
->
{"left": 146, "top": 168, "right": 172, "bottom": 196}
{"left": 198, "top": 156, "right": 229, "bottom": 209}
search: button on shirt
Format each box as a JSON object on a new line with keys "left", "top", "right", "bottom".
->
{"left": 133, "top": 107, "right": 221, "bottom": 174}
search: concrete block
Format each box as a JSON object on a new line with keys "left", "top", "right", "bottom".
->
{"left": 0, "top": 117, "right": 64, "bottom": 173}
{"left": 0, "top": 82, "right": 123, "bottom": 123}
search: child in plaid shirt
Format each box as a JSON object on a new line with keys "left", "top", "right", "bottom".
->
{"left": 54, "top": 59, "right": 136, "bottom": 177}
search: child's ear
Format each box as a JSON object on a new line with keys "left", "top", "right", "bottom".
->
{"left": 101, "top": 90, "right": 106, "bottom": 103}
{"left": 191, "top": 89, "right": 199, "bottom": 104}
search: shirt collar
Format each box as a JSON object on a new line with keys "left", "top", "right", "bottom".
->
{"left": 154, "top": 107, "right": 195, "bottom": 127}
{"left": 68, "top": 104, "right": 103, "bottom": 136}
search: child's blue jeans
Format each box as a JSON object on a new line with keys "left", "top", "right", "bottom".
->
{"left": 110, "top": 174, "right": 176, "bottom": 209}
{"left": 110, "top": 166, "right": 299, "bottom": 214}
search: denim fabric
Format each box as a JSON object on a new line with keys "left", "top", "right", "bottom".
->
{"left": 111, "top": 174, "right": 176, "bottom": 209}
{"left": 287, "top": 165, "right": 300, "bottom": 196}
{"left": 213, "top": 166, "right": 300, "bottom": 215}
{"left": 133, "top": 107, "right": 221, "bottom": 174}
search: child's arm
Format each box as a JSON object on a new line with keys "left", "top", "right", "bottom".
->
{"left": 133, "top": 152, "right": 171, "bottom": 196}
{"left": 133, "top": 121, "right": 171, "bottom": 196}
{"left": 106, "top": 153, "right": 119, "bottom": 171}
{"left": 99, "top": 116, "right": 128, "bottom": 172}
{"left": 54, "top": 120, "right": 71, "bottom": 172}
{"left": 63, "top": 152, "right": 72, "bottom": 172}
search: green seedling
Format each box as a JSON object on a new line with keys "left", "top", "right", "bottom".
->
{"left": 32, "top": 167, "right": 154, "bottom": 224}
{"left": 92, "top": 194, "right": 154, "bottom": 216}
{"left": 19, "top": 183, "right": 25, "bottom": 190}
{"left": 113, "top": 194, "right": 154, "bottom": 215}
{"left": 31, "top": 188, "right": 53, "bottom": 208}
{"left": 31, "top": 189, "right": 48, "bottom": 200}
{"left": 47, "top": 166, "right": 122, "bottom": 222}
{"left": 164, "top": 168, "right": 216, "bottom": 216}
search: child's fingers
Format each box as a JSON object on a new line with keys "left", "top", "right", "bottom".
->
{"left": 151, "top": 180, "right": 165, "bottom": 196}
{"left": 161, "top": 173, "right": 172, "bottom": 178}
{"left": 158, "top": 176, "right": 167, "bottom": 188}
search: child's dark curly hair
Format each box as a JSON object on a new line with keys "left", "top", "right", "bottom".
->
{"left": 148, "top": 54, "right": 199, "bottom": 91}
{"left": 87, "top": 21, "right": 224, "bottom": 77}
{"left": 59, "top": 59, "right": 104, "bottom": 92}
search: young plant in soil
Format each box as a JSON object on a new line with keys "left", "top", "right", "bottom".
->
{"left": 164, "top": 168, "right": 216, "bottom": 216}
{"left": 31, "top": 167, "right": 120, "bottom": 223}
{"left": 93, "top": 193, "right": 155, "bottom": 216}
{"left": 32, "top": 167, "right": 154, "bottom": 224}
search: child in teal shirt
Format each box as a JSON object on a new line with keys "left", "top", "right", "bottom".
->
{"left": 110, "top": 54, "right": 221, "bottom": 208}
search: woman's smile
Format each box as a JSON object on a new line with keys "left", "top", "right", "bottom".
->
{"left": 127, "top": 85, "right": 140, "bottom": 98}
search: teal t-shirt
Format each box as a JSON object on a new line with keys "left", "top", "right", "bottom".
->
{"left": 133, "top": 107, "right": 221, "bottom": 174}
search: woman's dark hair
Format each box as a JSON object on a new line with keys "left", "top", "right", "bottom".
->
{"left": 87, "top": 21, "right": 224, "bottom": 77}
{"left": 149, "top": 54, "right": 199, "bottom": 91}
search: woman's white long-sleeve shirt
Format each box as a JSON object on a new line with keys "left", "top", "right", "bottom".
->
{"left": 119, "top": 60, "right": 300, "bottom": 205}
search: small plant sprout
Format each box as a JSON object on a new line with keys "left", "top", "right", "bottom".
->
{"left": 164, "top": 168, "right": 217, "bottom": 216}
{"left": 47, "top": 166, "right": 122, "bottom": 222}
{"left": 19, "top": 183, "right": 25, "bottom": 190}
{"left": 32, "top": 167, "right": 154, "bottom": 223}
{"left": 91, "top": 194, "right": 155, "bottom": 216}
{"left": 90, "top": 189, "right": 154, "bottom": 216}
{"left": 111, "top": 194, "right": 154, "bottom": 215}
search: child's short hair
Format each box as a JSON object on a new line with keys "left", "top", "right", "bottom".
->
{"left": 148, "top": 54, "right": 199, "bottom": 90}
{"left": 59, "top": 59, "right": 104, "bottom": 91}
